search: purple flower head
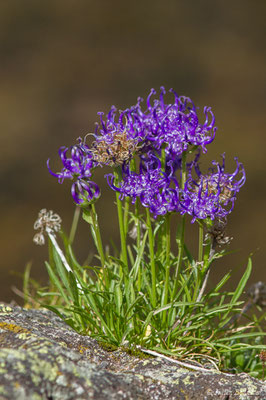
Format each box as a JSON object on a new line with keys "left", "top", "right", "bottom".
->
{"left": 128, "top": 87, "right": 217, "bottom": 158}
{"left": 71, "top": 179, "right": 100, "bottom": 205}
{"left": 181, "top": 154, "right": 246, "bottom": 222}
{"left": 47, "top": 139, "right": 100, "bottom": 205}
{"left": 90, "top": 106, "right": 143, "bottom": 167}
{"left": 106, "top": 153, "right": 179, "bottom": 217}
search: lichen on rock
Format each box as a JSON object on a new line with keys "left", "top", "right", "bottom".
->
{"left": 0, "top": 303, "right": 265, "bottom": 399}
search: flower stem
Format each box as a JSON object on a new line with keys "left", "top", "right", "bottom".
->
{"left": 173, "top": 215, "right": 185, "bottom": 298}
{"left": 113, "top": 168, "right": 128, "bottom": 275}
{"left": 135, "top": 198, "right": 142, "bottom": 291}
{"left": 116, "top": 191, "right": 128, "bottom": 274}
{"left": 123, "top": 196, "right": 130, "bottom": 236}
{"left": 172, "top": 151, "right": 187, "bottom": 299}
{"left": 196, "top": 268, "right": 210, "bottom": 303}
{"left": 181, "top": 151, "right": 187, "bottom": 190}
{"left": 69, "top": 206, "right": 81, "bottom": 245}
{"left": 161, "top": 147, "right": 166, "bottom": 172}
{"left": 162, "top": 213, "right": 171, "bottom": 324}
{"left": 89, "top": 204, "right": 109, "bottom": 287}
{"left": 146, "top": 208, "right": 156, "bottom": 308}
{"left": 198, "top": 221, "right": 204, "bottom": 263}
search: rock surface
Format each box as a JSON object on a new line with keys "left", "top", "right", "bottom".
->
{"left": 0, "top": 303, "right": 265, "bottom": 400}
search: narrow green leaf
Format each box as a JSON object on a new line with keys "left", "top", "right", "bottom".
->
{"left": 130, "top": 230, "right": 148, "bottom": 280}
{"left": 45, "top": 262, "right": 70, "bottom": 305}
{"left": 124, "top": 294, "right": 145, "bottom": 319}
{"left": 179, "top": 274, "right": 192, "bottom": 302}
{"left": 184, "top": 244, "right": 194, "bottom": 264}
{"left": 82, "top": 209, "right": 93, "bottom": 225}
{"left": 73, "top": 273, "right": 117, "bottom": 342}
{"left": 114, "top": 284, "right": 123, "bottom": 316}
{"left": 67, "top": 245, "right": 82, "bottom": 271}
{"left": 42, "top": 304, "right": 67, "bottom": 320}
{"left": 52, "top": 247, "right": 70, "bottom": 291}
{"left": 231, "top": 257, "right": 252, "bottom": 305}
{"left": 68, "top": 271, "right": 80, "bottom": 305}
{"left": 23, "top": 262, "right": 32, "bottom": 304}
{"left": 153, "top": 301, "right": 203, "bottom": 315}
{"left": 212, "top": 271, "right": 232, "bottom": 292}
{"left": 127, "top": 244, "right": 135, "bottom": 267}
{"left": 140, "top": 311, "right": 154, "bottom": 344}
{"left": 217, "top": 332, "right": 266, "bottom": 342}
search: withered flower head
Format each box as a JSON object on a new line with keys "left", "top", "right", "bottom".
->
{"left": 247, "top": 281, "right": 266, "bottom": 308}
{"left": 33, "top": 209, "right": 62, "bottom": 245}
{"left": 91, "top": 106, "right": 143, "bottom": 167}
{"left": 91, "top": 130, "right": 141, "bottom": 167}
{"left": 206, "top": 218, "right": 232, "bottom": 248}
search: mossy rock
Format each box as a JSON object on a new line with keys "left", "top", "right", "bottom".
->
{"left": 0, "top": 303, "right": 265, "bottom": 399}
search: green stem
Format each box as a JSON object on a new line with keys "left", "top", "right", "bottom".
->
{"left": 135, "top": 198, "right": 142, "bottom": 291}
{"left": 123, "top": 196, "right": 130, "bottom": 236}
{"left": 198, "top": 221, "right": 204, "bottom": 263}
{"left": 146, "top": 208, "right": 156, "bottom": 308}
{"left": 194, "top": 226, "right": 212, "bottom": 302}
{"left": 69, "top": 206, "right": 81, "bottom": 245}
{"left": 136, "top": 199, "right": 141, "bottom": 248}
{"left": 161, "top": 147, "right": 166, "bottom": 172}
{"left": 196, "top": 268, "right": 210, "bottom": 303}
{"left": 192, "top": 221, "right": 204, "bottom": 303}
{"left": 116, "top": 191, "right": 128, "bottom": 273}
{"left": 90, "top": 204, "right": 108, "bottom": 287}
{"left": 172, "top": 151, "right": 187, "bottom": 299}
{"left": 173, "top": 215, "right": 185, "bottom": 298}
{"left": 113, "top": 168, "right": 128, "bottom": 275}
{"left": 197, "top": 234, "right": 213, "bottom": 301}
{"left": 162, "top": 213, "right": 171, "bottom": 324}
{"left": 180, "top": 151, "right": 187, "bottom": 190}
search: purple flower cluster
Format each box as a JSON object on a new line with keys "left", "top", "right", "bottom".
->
{"left": 48, "top": 87, "right": 245, "bottom": 221}
{"left": 180, "top": 154, "right": 246, "bottom": 222}
{"left": 127, "top": 87, "right": 217, "bottom": 158}
{"left": 47, "top": 140, "right": 100, "bottom": 205}
{"left": 106, "top": 154, "right": 179, "bottom": 216}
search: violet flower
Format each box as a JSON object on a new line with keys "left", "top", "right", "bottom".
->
{"left": 181, "top": 154, "right": 246, "bottom": 222}
{"left": 106, "top": 154, "right": 179, "bottom": 217}
{"left": 128, "top": 87, "right": 217, "bottom": 158}
{"left": 47, "top": 140, "right": 100, "bottom": 205}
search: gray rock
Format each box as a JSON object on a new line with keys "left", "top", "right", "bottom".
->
{"left": 0, "top": 303, "right": 265, "bottom": 399}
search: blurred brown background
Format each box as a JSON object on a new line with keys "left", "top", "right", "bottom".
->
{"left": 0, "top": 0, "right": 265, "bottom": 303}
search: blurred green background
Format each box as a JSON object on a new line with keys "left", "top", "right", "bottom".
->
{"left": 0, "top": 0, "right": 265, "bottom": 303}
